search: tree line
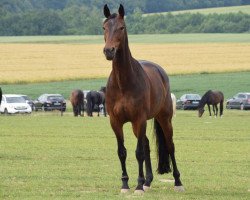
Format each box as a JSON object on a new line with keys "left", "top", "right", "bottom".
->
{"left": 0, "top": 0, "right": 249, "bottom": 35}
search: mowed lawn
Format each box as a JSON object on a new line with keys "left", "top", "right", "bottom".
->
{"left": 0, "top": 110, "right": 249, "bottom": 199}
{"left": 0, "top": 34, "right": 250, "bottom": 84}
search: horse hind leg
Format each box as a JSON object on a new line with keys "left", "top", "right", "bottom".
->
{"left": 155, "top": 115, "right": 184, "bottom": 192}
{"left": 132, "top": 120, "right": 153, "bottom": 193}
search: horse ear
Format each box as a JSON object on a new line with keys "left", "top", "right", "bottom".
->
{"left": 104, "top": 4, "right": 111, "bottom": 18}
{"left": 118, "top": 4, "right": 125, "bottom": 18}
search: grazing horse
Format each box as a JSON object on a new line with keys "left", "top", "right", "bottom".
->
{"left": 171, "top": 93, "right": 177, "bottom": 117}
{"left": 70, "top": 89, "right": 84, "bottom": 117}
{"left": 198, "top": 90, "right": 224, "bottom": 117}
{"left": 103, "top": 4, "right": 184, "bottom": 193}
{"left": 86, "top": 87, "right": 106, "bottom": 117}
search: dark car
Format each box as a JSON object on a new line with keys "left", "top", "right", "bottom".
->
{"left": 20, "top": 94, "right": 35, "bottom": 110}
{"left": 226, "top": 92, "right": 250, "bottom": 110}
{"left": 34, "top": 94, "right": 66, "bottom": 111}
{"left": 176, "top": 94, "right": 201, "bottom": 110}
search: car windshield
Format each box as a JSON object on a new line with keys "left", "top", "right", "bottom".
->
{"left": 6, "top": 96, "right": 26, "bottom": 103}
{"left": 186, "top": 94, "right": 200, "bottom": 100}
{"left": 48, "top": 96, "right": 64, "bottom": 101}
{"left": 22, "top": 96, "right": 31, "bottom": 101}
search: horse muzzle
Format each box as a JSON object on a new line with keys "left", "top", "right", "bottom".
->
{"left": 103, "top": 47, "right": 116, "bottom": 60}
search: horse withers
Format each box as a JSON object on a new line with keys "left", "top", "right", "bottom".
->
{"left": 103, "top": 4, "right": 184, "bottom": 194}
{"left": 70, "top": 89, "right": 84, "bottom": 117}
{"left": 198, "top": 90, "right": 224, "bottom": 117}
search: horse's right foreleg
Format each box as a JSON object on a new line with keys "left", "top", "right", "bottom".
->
{"left": 111, "top": 120, "right": 129, "bottom": 193}
{"left": 207, "top": 104, "right": 211, "bottom": 116}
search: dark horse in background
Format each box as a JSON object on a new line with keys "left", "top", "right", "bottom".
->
{"left": 0, "top": 87, "right": 2, "bottom": 105}
{"left": 198, "top": 90, "right": 224, "bottom": 117}
{"left": 103, "top": 5, "right": 184, "bottom": 194}
{"left": 86, "top": 87, "right": 106, "bottom": 117}
{"left": 70, "top": 89, "right": 84, "bottom": 117}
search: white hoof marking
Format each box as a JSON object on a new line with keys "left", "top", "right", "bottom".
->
{"left": 120, "top": 189, "right": 130, "bottom": 193}
{"left": 134, "top": 190, "right": 144, "bottom": 195}
{"left": 174, "top": 185, "right": 185, "bottom": 192}
{"left": 143, "top": 185, "right": 150, "bottom": 191}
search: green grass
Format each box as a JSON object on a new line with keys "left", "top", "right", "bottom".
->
{"left": 1, "top": 71, "right": 250, "bottom": 100}
{"left": 0, "top": 34, "right": 250, "bottom": 44}
{"left": 144, "top": 5, "right": 250, "bottom": 16}
{"left": 0, "top": 110, "right": 249, "bottom": 199}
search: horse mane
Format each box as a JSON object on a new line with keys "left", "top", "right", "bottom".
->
{"left": 103, "top": 13, "right": 118, "bottom": 23}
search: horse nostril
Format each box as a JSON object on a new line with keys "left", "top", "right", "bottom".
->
{"left": 111, "top": 47, "right": 115, "bottom": 52}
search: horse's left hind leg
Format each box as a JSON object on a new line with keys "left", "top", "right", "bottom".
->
{"left": 214, "top": 105, "right": 218, "bottom": 117}
{"left": 157, "top": 115, "right": 184, "bottom": 192}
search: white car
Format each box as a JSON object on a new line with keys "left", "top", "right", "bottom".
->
{"left": 0, "top": 94, "right": 32, "bottom": 114}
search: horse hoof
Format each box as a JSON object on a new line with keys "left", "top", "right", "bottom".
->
{"left": 134, "top": 190, "right": 144, "bottom": 195}
{"left": 143, "top": 185, "right": 150, "bottom": 191}
{"left": 174, "top": 185, "right": 185, "bottom": 192}
{"left": 120, "top": 188, "right": 130, "bottom": 193}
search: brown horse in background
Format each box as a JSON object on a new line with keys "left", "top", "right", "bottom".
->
{"left": 198, "top": 90, "right": 224, "bottom": 117}
{"left": 103, "top": 4, "right": 184, "bottom": 194}
{"left": 70, "top": 89, "right": 84, "bottom": 117}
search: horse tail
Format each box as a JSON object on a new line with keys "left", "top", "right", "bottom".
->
{"left": 86, "top": 92, "right": 92, "bottom": 116}
{"left": 154, "top": 119, "right": 171, "bottom": 174}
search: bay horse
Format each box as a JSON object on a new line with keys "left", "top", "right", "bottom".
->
{"left": 198, "top": 90, "right": 224, "bottom": 117}
{"left": 86, "top": 87, "right": 106, "bottom": 117}
{"left": 70, "top": 89, "right": 84, "bottom": 117}
{"left": 103, "top": 4, "right": 184, "bottom": 193}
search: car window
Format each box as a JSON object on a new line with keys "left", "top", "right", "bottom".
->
{"left": 6, "top": 96, "right": 26, "bottom": 103}
{"left": 238, "top": 94, "right": 246, "bottom": 99}
{"left": 180, "top": 95, "right": 186, "bottom": 101}
{"left": 48, "top": 96, "right": 64, "bottom": 101}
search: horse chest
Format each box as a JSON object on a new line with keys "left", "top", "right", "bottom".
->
{"left": 108, "top": 94, "right": 143, "bottom": 120}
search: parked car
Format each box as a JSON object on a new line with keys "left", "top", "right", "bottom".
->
{"left": 226, "top": 92, "right": 250, "bottom": 110}
{"left": 0, "top": 94, "right": 32, "bottom": 114}
{"left": 19, "top": 94, "right": 35, "bottom": 110}
{"left": 176, "top": 94, "right": 201, "bottom": 110}
{"left": 33, "top": 94, "right": 66, "bottom": 111}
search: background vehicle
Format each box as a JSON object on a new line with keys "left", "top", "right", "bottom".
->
{"left": 226, "top": 92, "right": 250, "bottom": 110}
{"left": 0, "top": 94, "right": 32, "bottom": 114}
{"left": 176, "top": 94, "right": 201, "bottom": 110}
{"left": 19, "top": 94, "right": 35, "bottom": 110}
{"left": 33, "top": 94, "right": 66, "bottom": 111}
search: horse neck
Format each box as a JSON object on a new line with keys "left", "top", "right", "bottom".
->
{"left": 199, "top": 94, "right": 208, "bottom": 108}
{"left": 111, "top": 36, "right": 140, "bottom": 91}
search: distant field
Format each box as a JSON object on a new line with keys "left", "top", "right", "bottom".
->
{"left": 0, "top": 34, "right": 250, "bottom": 84}
{"left": 1, "top": 72, "right": 250, "bottom": 101}
{"left": 144, "top": 5, "right": 250, "bottom": 16}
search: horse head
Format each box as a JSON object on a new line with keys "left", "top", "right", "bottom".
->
{"left": 198, "top": 107, "right": 205, "bottom": 117}
{"left": 103, "top": 4, "right": 126, "bottom": 60}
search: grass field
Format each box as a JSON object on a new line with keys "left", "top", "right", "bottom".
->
{"left": 0, "top": 110, "right": 249, "bottom": 199}
{"left": 144, "top": 5, "right": 250, "bottom": 16}
{"left": 0, "top": 34, "right": 250, "bottom": 84}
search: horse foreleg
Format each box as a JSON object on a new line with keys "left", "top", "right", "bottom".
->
{"left": 207, "top": 104, "right": 211, "bottom": 116}
{"left": 111, "top": 120, "right": 129, "bottom": 193}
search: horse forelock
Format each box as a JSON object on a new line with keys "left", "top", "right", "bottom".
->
{"left": 103, "top": 13, "right": 118, "bottom": 24}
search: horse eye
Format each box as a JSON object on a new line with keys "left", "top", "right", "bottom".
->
{"left": 120, "top": 26, "right": 125, "bottom": 30}
{"left": 102, "top": 27, "right": 105, "bottom": 30}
